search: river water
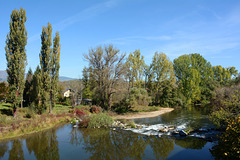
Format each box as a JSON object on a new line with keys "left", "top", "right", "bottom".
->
{"left": 0, "top": 107, "right": 218, "bottom": 160}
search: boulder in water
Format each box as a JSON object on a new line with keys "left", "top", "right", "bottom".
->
{"left": 179, "top": 130, "right": 188, "bottom": 136}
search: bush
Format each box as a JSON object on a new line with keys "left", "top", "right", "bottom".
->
{"left": 73, "top": 108, "right": 87, "bottom": 118}
{"left": 88, "top": 113, "right": 113, "bottom": 128}
{"left": 210, "top": 116, "right": 240, "bottom": 159}
{"left": 209, "top": 108, "right": 232, "bottom": 128}
{"left": 90, "top": 105, "right": 102, "bottom": 114}
{"left": 126, "top": 120, "right": 136, "bottom": 128}
{"left": 78, "top": 117, "right": 90, "bottom": 128}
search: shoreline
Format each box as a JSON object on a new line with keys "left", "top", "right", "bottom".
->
{"left": 114, "top": 107, "right": 174, "bottom": 119}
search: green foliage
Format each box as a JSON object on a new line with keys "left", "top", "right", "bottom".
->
{"left": 5, "top": 8, "right": 27, "bottom": 112}
{"left": 126, "top": 87, "right": 152, "bottom": 107}
{"left": 213, "top": 65, "right": 231, "bottom": 85}
{"left": 0, "top": 82, "right": 8, "bottom": 101}
{"left": 210, "top": 84, "right": 240, "bottom": 128}
{"left": 23, "top": 68, "right": 33, "bottom": 107}
{"left": 126, "top": 49, "right": 145, "bottom": 88}
{"left": 50, "top": 31, "right": 61, "bottom": 112}
{"left": 209, "top": 108, "right": 232, "bottom": 128}
{"left": 31, "top": 66, "right": 42, "bottom": 114}
{"left": 149, "top": 52, "right": 176, "bottom": 106}
{"left": 82, "top": 67, "right": 93, "bottom": 99}
{"left": 211, "top": 116, "right": 240, "bottom": 160}
{"left": 40, "top": 22, "right": 52, "bottom": 111}
{"left": 173, "top": 53, "right": 214, "bottom": 105}
{"left": 126, "top": 120, "right": 136, "bottom": 128}
{"left": 88, "top": 113, "right": 114, "bottom": 128}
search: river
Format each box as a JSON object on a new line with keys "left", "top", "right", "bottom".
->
{"left": 0, "top": 107, "right": 219, "bottom": 160}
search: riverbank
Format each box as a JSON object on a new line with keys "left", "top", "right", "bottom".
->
{"left": 114, "top": 107, "right": 174, "bottom": 119}
{"left": 0, "top": 113, "right": 73, "bottom": 140}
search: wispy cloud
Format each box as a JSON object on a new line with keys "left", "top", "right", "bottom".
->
{"left": 28, "top": 0, "right": 118, "bottom": 43}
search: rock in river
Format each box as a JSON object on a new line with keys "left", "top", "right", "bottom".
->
{"left": 179, "top": 130, "right": 188, "bottom": 136}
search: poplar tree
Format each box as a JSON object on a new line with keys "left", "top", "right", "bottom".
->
{"left": 126, "top": 50, "right": 145, "bottom": 88}
{"left": 5, "top": 8, "right": 27, "bottom": 114}
{"left": 151, "top": 52, "right": 176, "bottom": 105}
{"left": 32, "top": 66, "right": 42, "bottom": 114}
{"left": 40, "top": 23, "right": 52, "bottom": 111}
{"left": 50, "top": 32, "right": 60, "bottom": 113}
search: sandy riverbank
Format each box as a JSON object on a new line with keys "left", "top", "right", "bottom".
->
{"left": 114, "top": 107, "right": 174, "bottom": 119}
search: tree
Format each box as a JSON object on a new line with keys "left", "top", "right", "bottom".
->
{"left": 50, "top": 31, "right": 60, "bottom": 112}
{"left": 126, "top": 50, "right": 145, "bottom": 88}
{"left": 84, "top": 45, "right": 126, "bottom": 110}
{"left": 31, "top": 66, "right": 42, "bottom": 114}
{"left": 213, "top": 65, "right": 231, "bottom": 85}
{"left": 151, "top": 52, "right": 176, "bottom": 105}
{"left": 5, "top": 8, "right": 27, "bottom": 114}
{"left": 23, "top": 68, "right": 33, "bottom": 107}
{"left": 82, "top": 67, "right": 93, "bottom": 100}
{"left": 0, "top": 82, "right": 8, "bottom": 102}
{"left": 173, "top": 53, "right": 213, "bottom": 105}
{"left": 39, "top": 22, "right": 52, "bottom": 112}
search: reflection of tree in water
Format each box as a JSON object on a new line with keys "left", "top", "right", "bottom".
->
{"left": 148, "top": 136, "right": 174, "bottom": 160}
{"left": 70, "top": 128, "right": 83, "bottom": 146}
{"left": 9, "top": 140, "right": 24, "bottom": 160}
{"left": 0, "top": 142, "right": 9, "bottom": 158}
{"left": 174, "top": 137, "right": 207, "bottom": 149}
{"left": 80, "top": 128, "right": 148, "bottom": 160}
{"left": 26, "top": 128, "right": 59, "bottom": 160}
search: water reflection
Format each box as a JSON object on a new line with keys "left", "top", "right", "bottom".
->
{"left": 0, "top": 142, "right": 8, "bottom": 158}
{"left": 149, "top": 136, "right": 174, "bottom": 160}
{"left": 25, "top": 128, "right": 59, "bottom": 160}
{"left": 80, "top": 128, "right": 147, "bottom": 160}
{"left": 9, "top": 140, "right": 24, "bottom": 160}
{"left": 174, "top": 137, "right": 207, "bottom": 149}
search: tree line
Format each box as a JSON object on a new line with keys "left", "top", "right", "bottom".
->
{"left": 82, "top": 45, "right": 239, "bottom": 112}
{"left": 4, "top": 8, "right": 60, "bottom": 115}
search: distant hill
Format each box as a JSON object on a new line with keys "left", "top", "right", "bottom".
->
{"left": 0, "top": 70, "right": 75, "bottom": 82}
{"left": 59, "top": 76, "right": 76, "bottom": 81}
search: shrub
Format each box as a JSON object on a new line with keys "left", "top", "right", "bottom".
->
{"left": 88, "top": 113, "right": 113, "bottom": 128}
{"left": 210, "top": 116, "right": 240, "bottom": 159}
{"left": 126, "top": 120, "right": 136, "bottom": 128}
{"left": 78, "top": 117, "right": 90, "bottom": 128}
{"left": 90, "top": 105, "right": 102, "bottom": 114}
{"left": 73, "top": 108, "right": 87, "bottom": 118}
{"left": 209, "top": 108, "right": 232, "bottom": 128}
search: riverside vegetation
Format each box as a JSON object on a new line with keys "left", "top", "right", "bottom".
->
{"left": 0, "top": 8, "right": 240, "bottom": 159}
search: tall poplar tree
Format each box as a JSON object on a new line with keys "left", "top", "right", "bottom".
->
{"left": 5, "top": 8, "right": 27, "bottom": 114}
{"left": 40, "top": 23, "right": 52, "bottom": 111}
{"left": 126, "top": 50, "right": 145, "bottom": 88}
{"left": 50, "top": 32, "right": 60, "bottom": 113}
{"left": 151, "top": 52, "right": 176, "bottom": 105}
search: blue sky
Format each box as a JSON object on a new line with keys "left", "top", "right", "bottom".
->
{"left": 0, "top": 0, "right": 239, "bottom": 78}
